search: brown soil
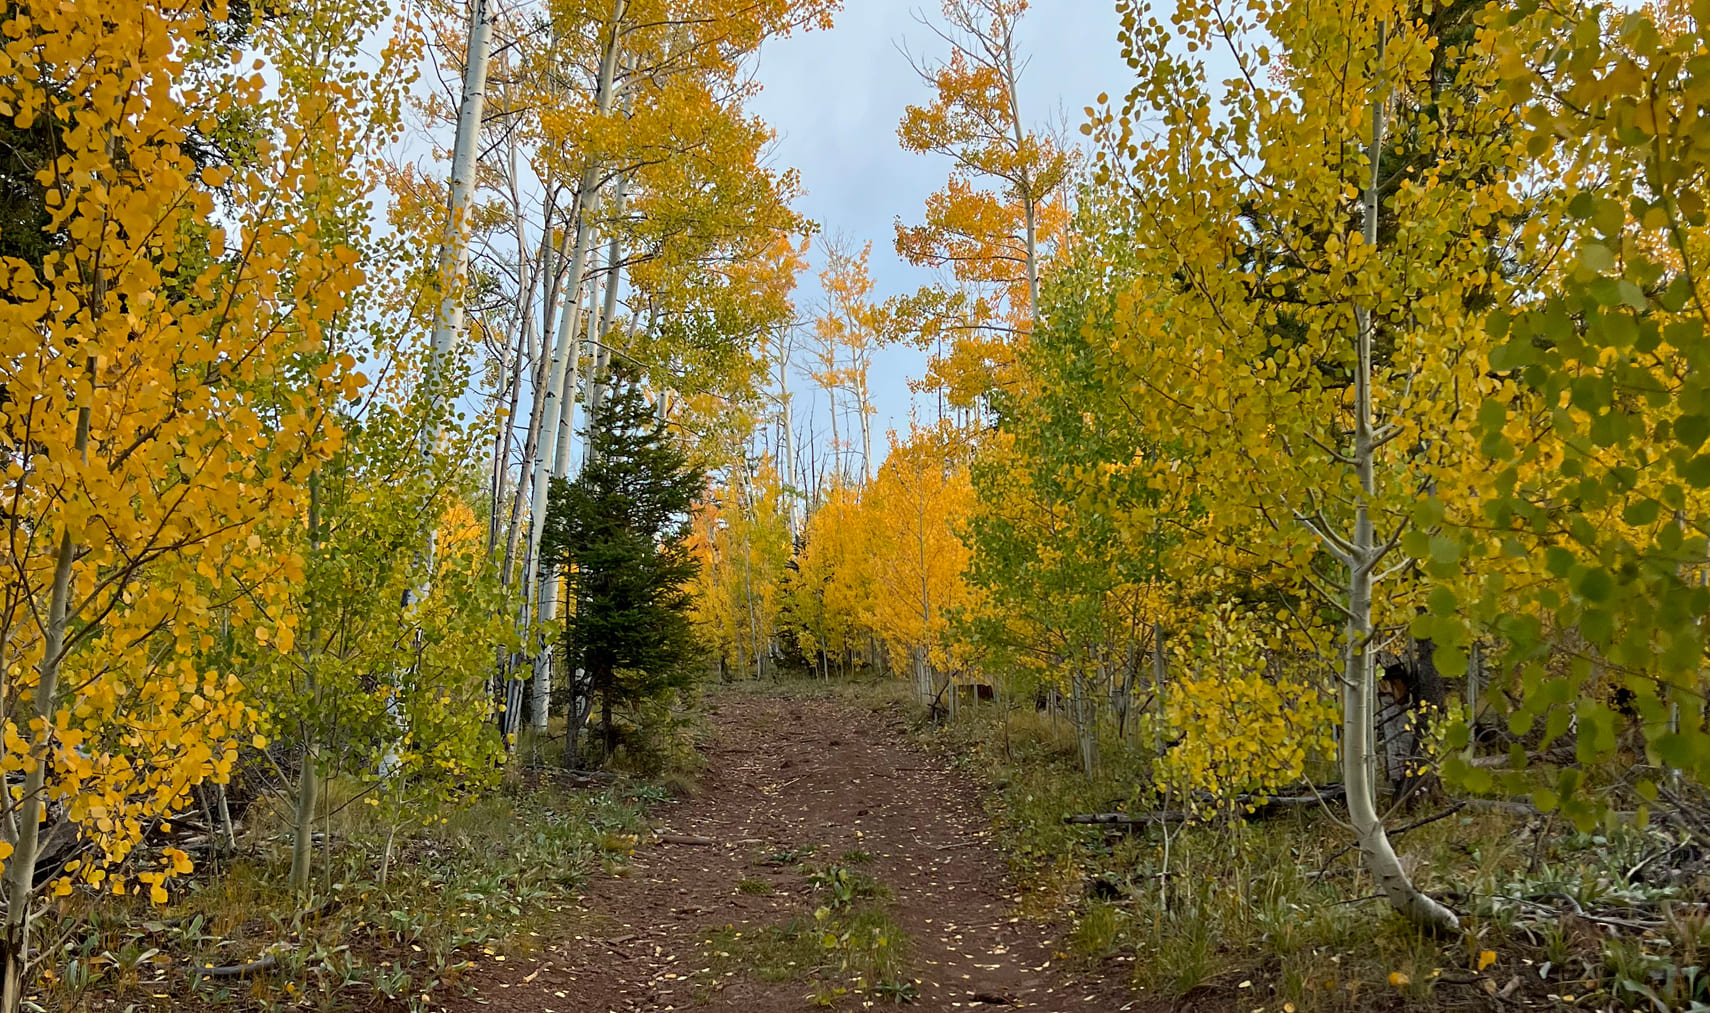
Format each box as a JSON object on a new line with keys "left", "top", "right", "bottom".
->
{"left": 434, "top": 690, "right": 1142, "bottom": 1012}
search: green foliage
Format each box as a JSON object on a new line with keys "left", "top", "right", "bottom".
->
{"left": 1419, "top": 1, "right": 1710, "bottom": 820}
{"left": 35, "top": 785, "right": 645, "bottom": 1011}
{"left": 703, "top": 863, "right": 911, "bottom": 1006}
{"left": 544, "top": 372, "right": 707, "bottom": 758}
{"left": 961, "top": 200, "right": 1167, "bottom": 697}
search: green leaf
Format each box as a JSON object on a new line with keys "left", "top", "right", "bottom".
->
{"left": 1488, "top": 340, "right": 1533, "bottom": 371}
{"left": 1579, "top": 608, "right": 1615, "bottom": 645}
{"left": 1579, "top": 243, "right": 1615, "bottom": 273}
{"left": 1621, "top": 498, "right": 1660, "bottom": 526}
{"left": 1574, "top": 567, "right": 1615, "bottom": 604}
{"left": 1677, "top": 414, "right": 1710, "bottom": 450}
{"left": 1532, "top": 788, "right": 1559, "bottom": 812}
{"left": 1679, "top": 453, "right": 1710, "bottom": 488}
{"left": 1427, "top": 586, "right": 1458, "bottom": 617}
{"left": 1652, "top": 732, "right": 1696, "bottom": 770}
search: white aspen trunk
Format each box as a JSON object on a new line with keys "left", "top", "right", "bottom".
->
{"left": 424, "top": 0, "right": 495, "bottom": 422}
{"left": 1465, "top": 639, "right": 1481, "bottom": 737}
{"left": 503, "top": 227, "right": 557, "bottom": 587}
{"left": 290, "top": 473, "right": 322, "bottom": 894}
{"left": 826, "top": 385, "right": 841, "bottom": 484}
{"left": 858, "top": 377, "right": 873, "bottom": 484}
{"left": 524, "top": 235, "right": 592, "bottom": 739}
{"left": 491, "top": 288, "right": 531, "bottom": 556}
{"left": 388, "top": 0, "right": 494, "bottom": 774}
{"left": 522, "top": 1, "right": 626, "bottom": 744}
{"left": 529, "top": 249, "right": 602, "bottom": 738}
{"left": 781, "top": 388, "right": 798, "bottom": 533}
{"left": 1072, "top": 671, "right": 1097, "bottom": 779}
{"left": 216, "top": 783, "right": 237, "bottom": 852}
{"left": 0, "top": 357, "right": 91, "bottom": 1012}
{"left": 999, "top": 35, "right": 1038, "bottom": 321}
{"left": 574, "top": 187, "right": 628, "bottom": 477}
{"left": 777, "top": 346, "right": 800, "bottom": 537}
{"left": 1152, "top": 622, "right": 1166, "bottom": 766}
{"left": 535, "top": 214, "right": 623, "bottom": 738}
{"left": 738, "top": 473, "right": 763, "bottom": 680}
{"left": 490, "top": 94, "right": 537, "bottom": 558}
{"left": 1340, "top": 27, "right": 1459, "bottom": 933}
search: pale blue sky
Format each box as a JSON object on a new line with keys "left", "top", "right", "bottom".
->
{"left": 746, "top": 1, "right": 1135, "bottom": 462}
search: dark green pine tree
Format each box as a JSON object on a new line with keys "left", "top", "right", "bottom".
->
{"left": 541, "top": 370, "right": 705, "bottom": 767}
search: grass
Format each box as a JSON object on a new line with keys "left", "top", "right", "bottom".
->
{"left": 38, "top": 781, "right": 652, "bottom": 1012}
{"left": 701, "top": 853, "right": 914, "bottom": 1006}
{"left": 778, "top": 673, "right": 1710, "bottom": 1012}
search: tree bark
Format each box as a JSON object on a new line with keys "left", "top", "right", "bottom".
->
{"left": 1341, "top": 24, "right": 1459, "bottom": 933}
{"left": 523, "top": 1, "right": 627, "bottom": 743}
{"left": 0, "top": 357, "right": 92, "bottom": 1013}
{"left": 423, "top": 0, "right": 495, "bottom": 427}
{"left": 289, "top": 472, "right": 323, "bottom": 895}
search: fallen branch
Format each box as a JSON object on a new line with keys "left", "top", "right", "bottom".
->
{"left": 656, "top": 834, "right": 717, "bottom": 846}
{"left": 190, "top": 953, "right": 279, "bottom": 982}
{"left": 936, "top": 839, "right": 990, "bottom": 850}
{"left": 1065, "top": 785, "right": 1349, "bottom": 828}
{"left": 1063, "top": 811, "right": 1195, "bottom": 826}
{"left": 525, "top": 767, "right": 622, "bottom": 790}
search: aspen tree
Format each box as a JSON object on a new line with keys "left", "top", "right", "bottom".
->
{"left": 895, "top": 0, "right": 1069, "bottom": 409}
{"left": 1429, "top": 0, "right": 1710, "bottom": 811}
{"left": 1088, "top": 0, "right": 1532, "bottom": 929}
{"left": 0, "top": 0, "right": 376, "bottom": 1001}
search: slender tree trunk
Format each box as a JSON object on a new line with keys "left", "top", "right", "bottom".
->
{"left": 1465, "top": 639, "right": 1481, "bottom": 747}
{"left": 777, "top": 348, "right": 799, "bottom": 538}
{"left": 491, "top": 289, "right": 531, "bottom": 556}
{"left": 1000, "top": 39, "right": 1038, "bottom": 320}
{"left": 503, "top": 227, "right": 559, "bottom": 586}
{"left": 490, "top": 108, "right": 537, "bottom": 557}
{"left": 216, "top": 783, "right": 237, "bottom": 852}
{"left": 1342, "top": 26, "right": 1458, "bottom": 933}
{"left": 1152, "top": 622, "right": 1166, "bottom": 764}
{"left": 0, "top": 357, "right": 92, "bottom": 1012}
{"left": 423, "top": 0, "right": 495, "bottom": 424}
{"left": 826, "top": 386, "right": 841, "bottom": 483}
{"left": 1072, "top": 671, "right": 1097, "bottom": 779}
{"left": 289, "top": 472, "right": 323, "bottom": 895}
{"left": 390, "top": 0, "right": 495, "bottom": 774}
{"left": 523, "top": 2, "right": 627, "bottom": 743}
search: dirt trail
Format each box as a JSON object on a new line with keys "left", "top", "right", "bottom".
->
{"left": 436, "top": 691, "right": 1138, "bottom": 1012}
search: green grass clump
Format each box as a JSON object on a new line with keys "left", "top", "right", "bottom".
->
{"left": 44, "top": 784, "right": 648, "bottom": 1012}
{"left": 703, "top": 857, "right": 913, "bottom": 1005}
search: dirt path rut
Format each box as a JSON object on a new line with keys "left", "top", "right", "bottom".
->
{"left": 439, "top": 691, "right": 1135, "bottom": 1012}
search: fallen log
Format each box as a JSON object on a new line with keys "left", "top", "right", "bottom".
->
{"left": 525, "top": 767, "right": 622, "bottom": 790}
{"left": 1064, "top": 785, "right": 1349, "bottom": 828}
{"left": 1064, "top": 811, "right": 1194, "bottom": 826}
{"left": 1456, "top": 798, "right": 1540, "bottom": 816}
{"left": 190, "top": 953, "right": 279, "bottom": 982}
{"left": 656, "top": 834, "right": 718, "bottom": 846}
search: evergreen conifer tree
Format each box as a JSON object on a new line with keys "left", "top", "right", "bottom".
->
{"left": 542, "top": 371, "right": 705, "bottom": 766}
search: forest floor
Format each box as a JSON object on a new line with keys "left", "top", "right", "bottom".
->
{"left": 435, "top": 689, "right": 1143, "bottom": 1013}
